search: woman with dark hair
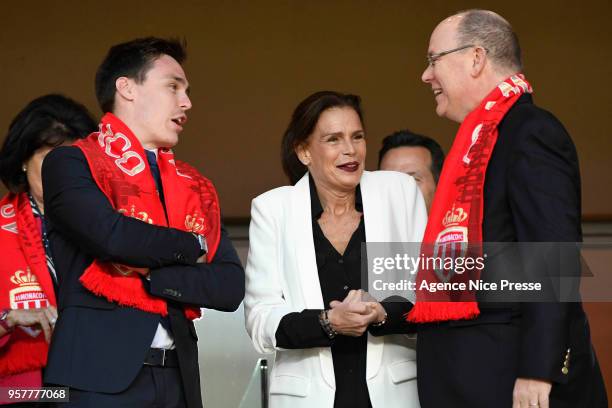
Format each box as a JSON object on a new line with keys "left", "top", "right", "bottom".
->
{"left": 245, "top": 91, "right": 427, "bottom": 407}
{"left": 0, "top": 94, "right": 96, "bottom": 401}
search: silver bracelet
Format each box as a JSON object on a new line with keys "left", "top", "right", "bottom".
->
{"left": 370, "top": 312, "right": 388, "bottom": 327}
{"left": 319, "top": 309, "right": 337, "bottom": 339}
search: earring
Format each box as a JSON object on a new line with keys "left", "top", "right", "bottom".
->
{"left": 22, "top": 164, "right": 27, "bottom": 173}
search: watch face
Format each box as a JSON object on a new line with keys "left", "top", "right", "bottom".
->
{"left": 0, "top": 309, "right": 8, "bottom": 321}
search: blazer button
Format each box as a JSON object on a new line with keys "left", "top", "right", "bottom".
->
{"left": 561, "top": 367, "right": 569, "bottom": 375}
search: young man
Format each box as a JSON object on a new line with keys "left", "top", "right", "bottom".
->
{"left": 42, "top": 38, "right": 245, "bottom": 408}
{"left": 378, "top": 130, "right": 445, "bottom": 211}
{"left": 411, "top": 10, "right": 607, "bottom": 408}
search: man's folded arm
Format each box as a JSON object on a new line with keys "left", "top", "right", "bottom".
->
{"left": 42, "top": 146, "right": 201, "bottom": 268}
{"left": 148, "top": 227, "right": 245, "bottom": 312}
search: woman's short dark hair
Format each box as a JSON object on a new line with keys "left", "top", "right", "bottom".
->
{"left": 0, "top": 94, "right": 97, "bottom": 192}
{"left": 281, "top": 91, "right": 364, "bottom": 185}
{"left": 95, "top": 37, "right": 186, "bottom": 113}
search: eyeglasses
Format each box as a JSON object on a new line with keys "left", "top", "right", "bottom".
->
{"left": 426, "top": 44, "right": 477, "bottom": 67}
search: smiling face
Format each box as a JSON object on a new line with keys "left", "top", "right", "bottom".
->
{"left": 297, "top": 107, "right": 366, "bottom": 193}
{"left": 127, "top": 54, "right": 192, "bottom": 149}
{"left": 421, "top": 17, "right": 479, "bottom": 123}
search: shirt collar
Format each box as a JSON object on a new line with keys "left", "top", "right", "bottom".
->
{"left": 145, "top": 148, "right": 158, "bottom": 158}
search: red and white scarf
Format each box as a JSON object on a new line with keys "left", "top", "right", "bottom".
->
{"left": 74, "top": 113, "right": 221, "bottom": 320}
{"left": 0, "top": 192, "right": 56, "bottom": 376}
{"left": 408, "top": 75, "right": 532, "bottom": 323}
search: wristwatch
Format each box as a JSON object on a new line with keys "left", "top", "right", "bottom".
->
{"left": 192, "top": 233, "right": 208, "bottom": 256}
{"left": 0, "top": 309, "right": 13, "bottom": 333}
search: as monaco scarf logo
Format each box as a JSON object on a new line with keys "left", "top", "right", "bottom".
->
{"left": 433, "top": 204, "right": 468, "bottom": 283}
{"left": 9, "top": 269, "right": 49, "bottom": 309}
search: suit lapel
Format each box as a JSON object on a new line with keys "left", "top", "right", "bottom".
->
{"left": 291, "top": 174, "right": 324, "bottom": 309}
{"left": 361, "top": 172, "right": 385, "bottom": 243}
{"left": 290, "top": 174, "right": 335, "bottom": 388}
{"left": 360, "top": 172, "right": 385, "bottom": 379}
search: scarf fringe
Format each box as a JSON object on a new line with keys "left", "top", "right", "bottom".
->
{"left": 80, "top": 267, "right": 202, "bottom": 320}
{"left": 406, "top": 301, "right": 480, "bottom": 323}
{"left": 0, "top": 333, "right": 47, "bottom": 376}
{"left": 80, "top": 268, "right": 169, "bottom": 316}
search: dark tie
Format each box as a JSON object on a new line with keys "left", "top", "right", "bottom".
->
{"left": 145, "top": 150, "right": 165, "bottom": 207}
{"left": 144, "top": 150, "right": 172, "bottom": 335}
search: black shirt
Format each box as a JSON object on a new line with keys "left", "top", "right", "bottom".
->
{"left": 275, "top": 177, "right": 415, "bottom": 408}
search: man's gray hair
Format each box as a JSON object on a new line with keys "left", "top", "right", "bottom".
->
{"left": 455, "top": 9, "right": 523, "bottom": 72}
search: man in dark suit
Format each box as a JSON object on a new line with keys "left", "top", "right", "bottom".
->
{"left": 415, "top": 9, "right": 607, "bottom": 408}
{"left": 42, "top": 38, "right": 245, "bottom": 407}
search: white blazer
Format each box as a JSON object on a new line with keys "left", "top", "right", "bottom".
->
{"left": 244, "top": 171, "right": 427, "bottom": 408}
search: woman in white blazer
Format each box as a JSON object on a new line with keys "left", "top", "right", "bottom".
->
{"left": 244, "top": 91, "right": 427, "bottom": 408}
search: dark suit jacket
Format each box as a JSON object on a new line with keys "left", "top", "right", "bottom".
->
{"left": 417, "top": 95, "right": 607, "bottom": 408}
{"left": 41, "top": 146, "right": 245, "bottom": 408}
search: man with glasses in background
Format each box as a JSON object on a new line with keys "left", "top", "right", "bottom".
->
{"left": 409, "top": 9, "right": 607, "bottom": 408}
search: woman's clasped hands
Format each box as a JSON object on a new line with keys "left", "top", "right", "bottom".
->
{"left": 327, "top": 290, "right": 386, "bottom": 337}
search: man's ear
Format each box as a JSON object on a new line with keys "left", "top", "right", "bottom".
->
{"left": 296, "top": 143, "right": 311, "bottom": 166}
{"left": 115, "top": 76, "right": 136, "bottom": 103}
{"left": 470, "top": 46, "right": 488, "bottom": 77}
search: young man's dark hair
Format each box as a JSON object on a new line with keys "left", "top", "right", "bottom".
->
{"left": 95, "top": 37, "right": 186, "bottom": 113}
{"left": 378, "top": 130, "right": 445, "bottom": 183}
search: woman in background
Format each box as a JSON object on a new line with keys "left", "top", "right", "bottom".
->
{"left": 244, "top": 91, "right": 427, "bottom": 407}
{"left": 0, "top": 94, "right": 96, "bottom": 404}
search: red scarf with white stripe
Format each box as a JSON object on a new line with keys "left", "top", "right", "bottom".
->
{"left": 0, "top": 192, "right": 56, "bottom": 376}
{"left": 74, "top": 113, "right": 221, "bottom": 320}
{"left": 408, "top": 74, "right": 532, "bottom": 323}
